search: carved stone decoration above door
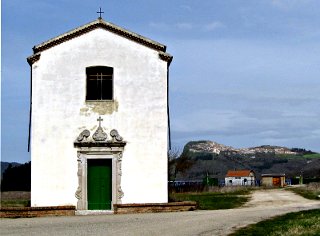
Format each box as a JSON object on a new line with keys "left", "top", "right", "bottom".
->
{"left": 74, "top": 120, "right": 126, "bottom": 211}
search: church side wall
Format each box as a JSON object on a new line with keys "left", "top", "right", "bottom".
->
{"left": 31, "top": 28, "right": 168, "bottom": 207}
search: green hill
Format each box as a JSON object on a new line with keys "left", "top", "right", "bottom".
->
{"left": 172, "top": 141, "right": 320, "bottom": 181}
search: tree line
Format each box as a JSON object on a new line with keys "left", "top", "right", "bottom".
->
{"left": 1, "top": 162, "right": 31, "bottom": 191}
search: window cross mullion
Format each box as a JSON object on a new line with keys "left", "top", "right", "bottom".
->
{"left": 86, "top": 66, "right": 113, "bottom": 101}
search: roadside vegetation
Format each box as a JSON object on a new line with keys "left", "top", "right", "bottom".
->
{"left": 303, "top": 153, "right": 320, "bottom": 159}
{"left": 0, "top": 191, "right": 30, "bottom": 207}
{"left": 287, "top": 182, "right": 320, "bottom": 200}
{"left": 1, "top": 162, "right": 31, "bottom": 191}
{"left": 170, "top": 187, "right": 253, "bottom": 210}
{"left": 230, "top": 209, "right": 320, "bottom": 236}
{"left": 276, "top": 153, "right": 320, "bottom": 159}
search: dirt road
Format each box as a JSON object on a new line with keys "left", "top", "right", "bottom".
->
{"left": 1, "top": 188, "right": 319, "bottom": 236}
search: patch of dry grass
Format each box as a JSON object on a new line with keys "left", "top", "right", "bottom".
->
{"left": 170, "top": 187, "right": 253, "bottom": 210}
{"left": 231, "top": 209, "right": 320, "bottom": 236}
{"left": 287, "top": 182, "right": 320, "bottom": 200}
{"left": 1, "top": 191, "right": 30, "bottom": 207}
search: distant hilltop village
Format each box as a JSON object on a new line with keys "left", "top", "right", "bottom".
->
{"left": 187, "top": 141, "right": 303, "bottom": 156}
{"left": 173, "top": 141, "right": 320, "bottom": 180}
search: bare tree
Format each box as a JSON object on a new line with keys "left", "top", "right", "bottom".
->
{"left": 168, "top": 148, "right": 194, "bottom": 181}
{"left": 168, "top": 148, "right": 180, "bottom": 181}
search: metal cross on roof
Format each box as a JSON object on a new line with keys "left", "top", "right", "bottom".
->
{"left": 97, "top": 116, "right": 103, "bottom": 127}
{"left": 97, "top": 7, "right": 104, "bottom": 19}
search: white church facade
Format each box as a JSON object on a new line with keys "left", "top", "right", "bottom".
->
{"left": 27, "top": 17, "right": 172, "bottom": 211}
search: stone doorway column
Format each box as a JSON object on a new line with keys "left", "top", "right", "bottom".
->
{"left": 74, "top": 122, "right": 126, "bottom": 211}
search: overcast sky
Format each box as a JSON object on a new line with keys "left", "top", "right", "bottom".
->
{"left": 2, "top": 0, "right": 320, "bottom": 163}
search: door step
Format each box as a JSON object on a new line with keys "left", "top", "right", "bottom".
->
{"left": 75, "top": 210, "right": 114, "bottom": 215}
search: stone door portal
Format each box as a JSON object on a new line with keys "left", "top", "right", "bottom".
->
{"left": 74, "top": 117, "right": 126, "bottom": 211}
{"left": 88, "top": 159, "right": 112, "bottom": 210}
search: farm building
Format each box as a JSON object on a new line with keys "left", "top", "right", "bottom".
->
{"left": 261, "top": 174, "right": 286, "bottom": 187}
{"left": 225, "top": 170, "right": 255, "bottom": 186}
{"left": 27, "top": 17, "right": 172, "bottom": 212}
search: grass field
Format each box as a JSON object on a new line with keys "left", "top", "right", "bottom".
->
{"left": 276, "top": 153, "right": 320, "bottom": 159}
{"left": 1, "top": 191, "right": 30, "bottom": 207}
{"left": 170, "top": 188, "right": 252, "bottom": 210}
{"left": 287, "top": 183, "right": 320, "bottom": 200}
{"left": 303, "top": 153, "right": 320, "bottom": 159}
{"left": 1, "top": 199, "right": 30, "bottom": 207}
{"left": 230, "top": 209, "right": 320, "bottom": 236}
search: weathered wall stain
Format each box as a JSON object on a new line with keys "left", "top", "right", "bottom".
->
{"left": 80, "top": 100, "right": 119, "bottom": 116}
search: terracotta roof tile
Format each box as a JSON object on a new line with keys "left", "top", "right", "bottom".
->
{"left": 226, "top": 170, "right": 253, "bottom": 177}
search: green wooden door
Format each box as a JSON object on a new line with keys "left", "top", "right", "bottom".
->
{"left": 88, "top": 159, "right": 112, "bottom": 210}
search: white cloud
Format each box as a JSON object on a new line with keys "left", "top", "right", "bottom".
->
{"left": 310, "top": 129, "right": 320, "bottom": 137}
{"left": 149, "top": 21, "right": 224, "bottom": 32}
{"left": 202, "top": 21, "right": 224, "bottom": 32}
{"left": 271, "top": 0, "right": 314, "bottom": 10}
{"left": 148, "top": 22, "right": 170, "bottom": 31}
{"left": 180, "top": 5, "right": 192, "bottom": 12}
{"left": 175, "top": 23, "right": 193, "bottom": 30}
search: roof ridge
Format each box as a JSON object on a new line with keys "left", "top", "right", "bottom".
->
{"left": 226, "top": 170, "right": 253, "bottom": 177}
{"left": 31, "top": 18, "right": 167, "bottom": 54}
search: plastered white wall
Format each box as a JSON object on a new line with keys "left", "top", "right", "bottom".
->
{"left": 225, "top": 176, "right": 255, "bottom": 186}
{"left": 31, "top": 28, "right": 169, "bottom": 207}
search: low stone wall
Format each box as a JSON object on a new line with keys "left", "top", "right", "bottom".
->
{"left": 1, "top": 202, "right": 197, "bottom": 217}
{"left": 0, "top": 205, "right": 75, "bottom": 218}
{"left": 114, "top": 201, "right": 197, "bottom": 214}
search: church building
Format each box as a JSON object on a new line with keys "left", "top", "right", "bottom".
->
{"left": 27, "top": 16, "right": 172, "bottom": 212}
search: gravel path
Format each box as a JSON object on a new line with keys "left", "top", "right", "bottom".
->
{"left": 1, "top": 188, "right": 319, "bottom": 236}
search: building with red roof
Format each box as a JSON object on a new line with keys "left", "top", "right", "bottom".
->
{"left": 225, "top": 170, "right": 255, "bottom": 186}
